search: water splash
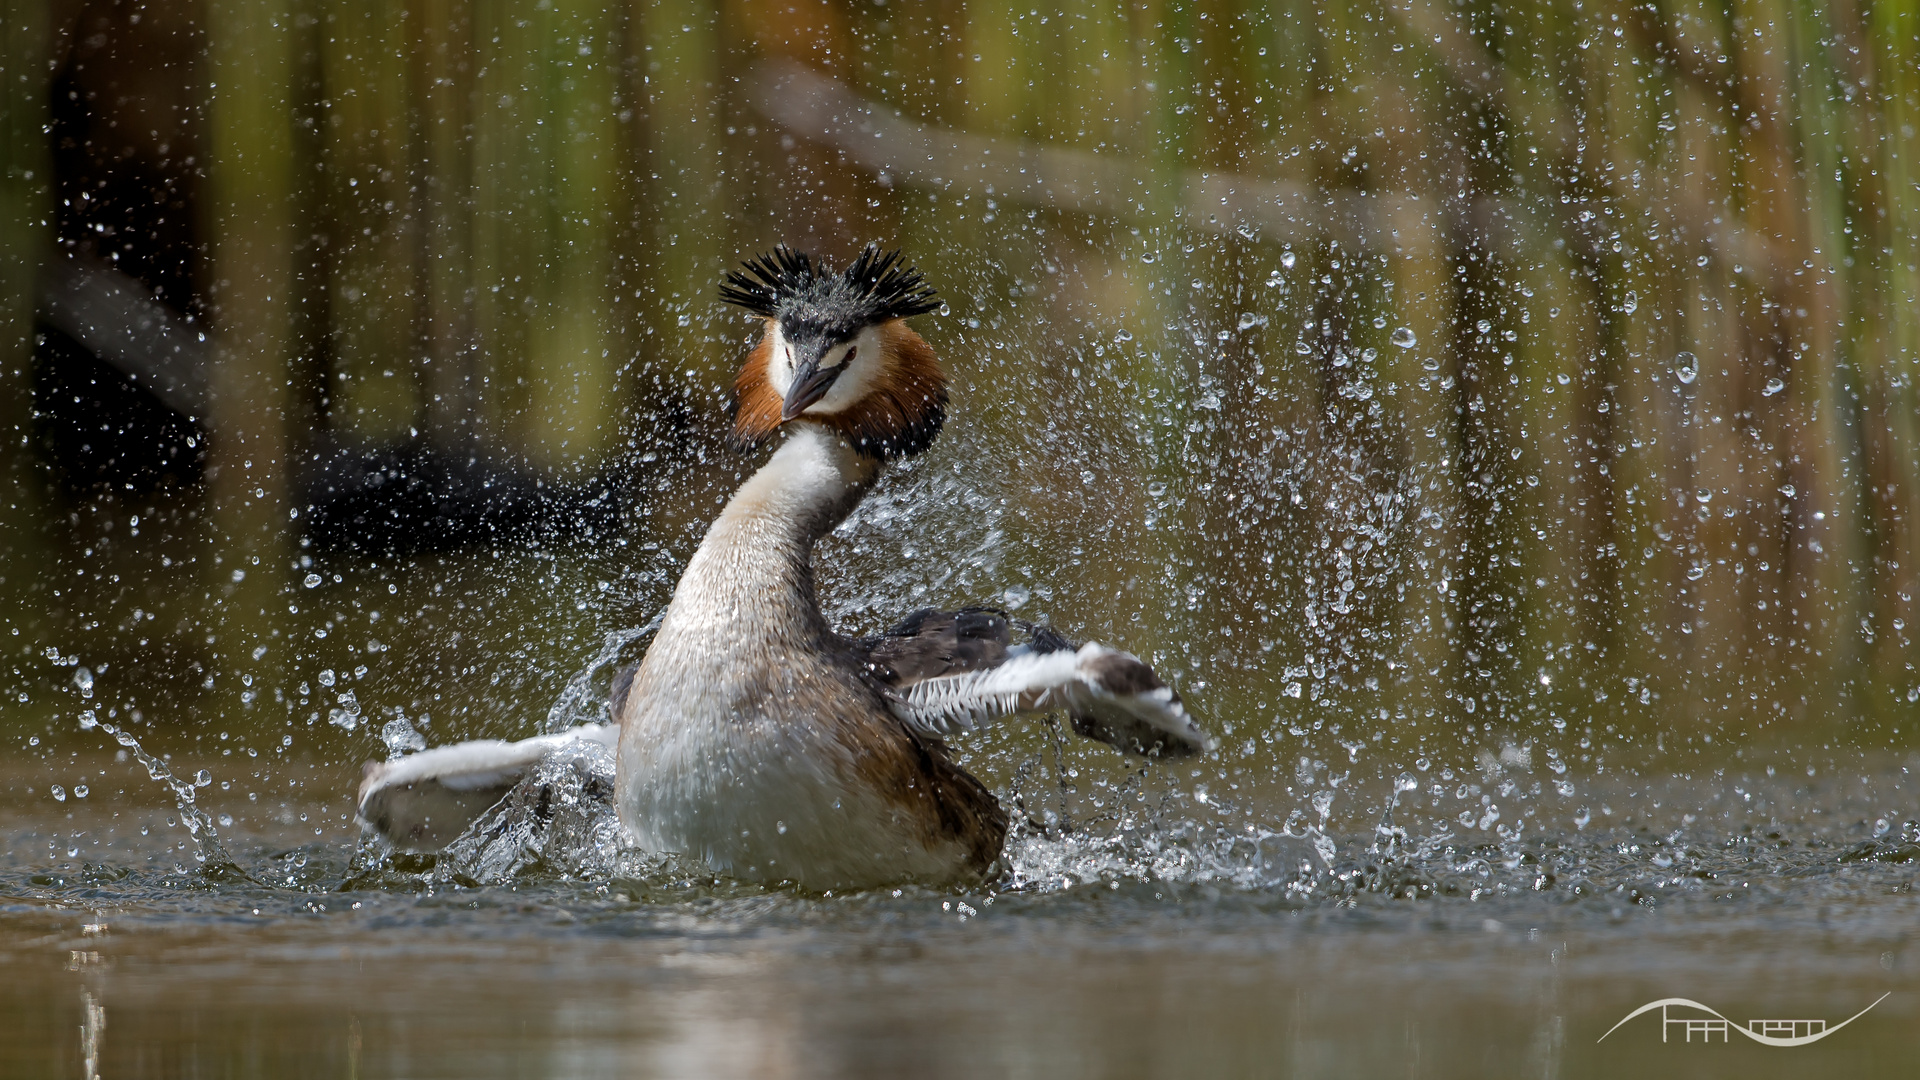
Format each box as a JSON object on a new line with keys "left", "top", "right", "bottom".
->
{"left": 381, "top": 714, "right": 428, "bottom": 756}
{"left": 542, "top": 617, "right": 658, "bottom": 735}
{"left": 85, "top": 716, "right": 250, "bottom": 878}
{"left": 435, "top": 736, "right": 624, "bottom": 883}
{"left": 350, "top": 619, "right": 659, "bottom": 886}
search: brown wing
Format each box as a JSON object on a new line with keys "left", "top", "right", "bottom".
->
{"left": 872, "top": 613, "right": 1215, "bottom": 759}
{"left": 851, "top": 606, "right": 1014, "bottom": 687}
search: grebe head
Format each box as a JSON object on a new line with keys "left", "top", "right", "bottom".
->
{"left": 721, "top": 245, "right": 947, "bottom": 460}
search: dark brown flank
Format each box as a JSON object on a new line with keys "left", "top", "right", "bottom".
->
{"left": 833, "top": 684, "right": 1009, "bottom": 879}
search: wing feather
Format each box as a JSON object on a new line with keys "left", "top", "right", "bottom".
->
{"left": 889, "top": 642, "right": 1214, "bottom": 758}
{"left": 357, "top": 724, "right": 616, "bottom": 850}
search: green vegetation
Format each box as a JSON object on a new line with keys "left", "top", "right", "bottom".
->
{"left": 1, "top": 0, "right": 1915, "bottom": 758}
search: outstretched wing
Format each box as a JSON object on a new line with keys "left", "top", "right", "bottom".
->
{"left": 854, "top": 609, "right": 1213, "bottom": 758}
{"left": 356, "top": 724, "right": 617, "bottom": 850}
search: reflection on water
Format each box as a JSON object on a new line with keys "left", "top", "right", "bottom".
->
{"left": 78, "top": 986, "right": 104, "bottom": 1080}
{"left": 1, "top": 745, "right": 1915, "bottom": 1077}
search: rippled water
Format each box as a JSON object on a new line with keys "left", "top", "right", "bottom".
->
{"left": 4, "top": 728, "right": 1915, "bottom": 1078}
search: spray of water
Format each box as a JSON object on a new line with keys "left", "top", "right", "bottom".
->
{"left": 541, "top": 617, "right": 659, "bottom": 735}
{"left": 81, "top": 711, "right": 250, "bottom": 879}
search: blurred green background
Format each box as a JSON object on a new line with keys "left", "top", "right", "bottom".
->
{"left": 0, "top": 0, "right": 1916, "bottom": 804}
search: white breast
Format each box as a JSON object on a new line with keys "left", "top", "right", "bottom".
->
{"left": 613, "top": 428, "right": 974, "bottom": 889}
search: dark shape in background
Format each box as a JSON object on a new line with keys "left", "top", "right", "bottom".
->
{"left": 30, "top": 6, "right": 623, "bottom": 554}
{"left": 35, "top": 250, "right": 626, "bottom": 552}
{"left": 298, "top": 433, "right": 622, "bottom": 556}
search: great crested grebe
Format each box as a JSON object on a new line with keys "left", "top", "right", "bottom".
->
{"left": 359, "top": 246, "right": 1212, "bottom": 890}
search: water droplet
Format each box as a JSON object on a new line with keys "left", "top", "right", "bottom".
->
{"left": 1002, "top": 584, "right": 1031, "bottom": 611}
{"left": 1573, "top": 807, "right": 1591, "bottom": 829}
{"left": 318, "top": 669, "right": 336, "bottom": 687}
{"left": 1390, "top": 326, "right": 1417, "bottom": 349}
{"left": 1762, "top": 377, "right": 1784, "bottom": 396}
{"left": 194, "top": 769, "right": 213, "bottom": 787}
{"left": 303, "top": 573, "right": 323, "bottom": 589}
{"left": 1280, "top": 250, "right": 1297, "bottom": 269}
{"left": 78, "top": 710, "right": 97, "bottom": 731}
{"left": 73, "top": 667, "right": 94, "bottom": 697}
{"left": 1312, "top": 832, "right": 1337, "bottom": 865}
{"left": 381, "top": 716, "right": 427, "bottom": 756}
{"left": 1673, "top": 352, "right": 1698, "bottom": 384}
{"left": 1687, "top": 565, "right": 1705, "bottom": 581}
{"left": 1113, "top": 328, "right": 1133, "bottom": 343}
{"left": 74, "top": 784, "right": 88, "bottom": 798}
{"left": 51, "top": 785, "right": 66, "bottom": 802}
{"left": 1294, "top": 341, "right": 1312, "bottom": 355}
{"left": 1237, "top": 312, "right": 1268, "bottom": 331}
{"left": 1139, "top": 251, "right": 1158, "bottom": 264}
{"left": 1621, "top": 293, "right": 1639, "bottom": 315}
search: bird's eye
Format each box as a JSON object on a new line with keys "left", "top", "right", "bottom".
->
{"left": 844, "top": 345, "right": 857, "bottom": 365}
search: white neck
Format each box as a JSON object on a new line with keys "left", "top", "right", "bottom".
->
{"left": 720, "top": 423, "right": 879, "bottom": 548}
{"left": 664, "top": 424, "right": 880, "bottom": 646}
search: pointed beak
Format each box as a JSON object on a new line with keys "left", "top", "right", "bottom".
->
{"left": 781, "top": 353, "right": 842, "bottom": 421}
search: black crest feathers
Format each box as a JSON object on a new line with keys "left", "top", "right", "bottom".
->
{"left": 720, "top": 244, "right": 940, "bottom": 335}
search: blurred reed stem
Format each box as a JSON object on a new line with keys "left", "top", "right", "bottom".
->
{"left": 204, "top": 0, "right": 296, "bottom": 680}
{"left": 0, "top": 0, "right": 52, "bottom": 603}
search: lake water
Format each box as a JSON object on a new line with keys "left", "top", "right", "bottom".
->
{"left": 4, "top": 736, "right": 1914, "bottom": 1078}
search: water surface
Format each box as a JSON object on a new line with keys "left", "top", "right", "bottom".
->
{"left": 3, "top": 744, "right": 1914, "bottom": 1078}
